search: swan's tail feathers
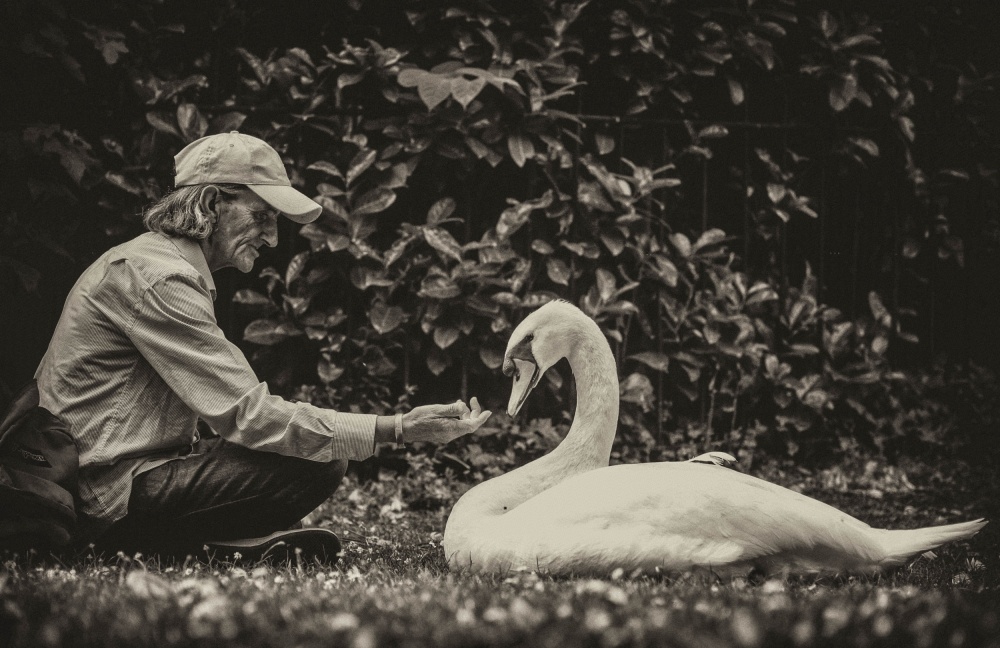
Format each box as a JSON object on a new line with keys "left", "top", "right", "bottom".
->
{"left": 879, "top": 519, "right": 987, "bottom": 566}
{"left": 689, "top": 452, "right": 738, "bottom": 469}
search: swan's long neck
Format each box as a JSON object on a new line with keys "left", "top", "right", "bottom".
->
{"left": 552, "top": 320, "right": 620, "bottom": 467}
{"left": 447, "top": 315, "right": 619, "bottom": 528}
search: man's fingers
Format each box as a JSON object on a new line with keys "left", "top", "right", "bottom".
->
{"left": 440, "top": 400, "right": 471, "bottom": 418}
{"left": 467, "top": 410, "right": 491, "bottom": 429}
{"left": 470, "top": 396, "right": 481, "bottom": 417}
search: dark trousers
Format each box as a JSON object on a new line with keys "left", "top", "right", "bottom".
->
{"left": 93, "top": 437, "right": 348, "bottom": 556}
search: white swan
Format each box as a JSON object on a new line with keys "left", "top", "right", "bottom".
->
{"left": 443, "top": 300, "right": 986, "bottom": 575}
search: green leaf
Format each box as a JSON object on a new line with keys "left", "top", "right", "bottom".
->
{"left": 726, "top": 76, "right": 745, "bottom": 106}
{"left": 145, "top": 112, "right": 181, "bottom": 138}
{"left": 521, "top": 291, "right": 558, "bottom": 308}
{"left": 369, "top": 302, "right": 405, "bottom": 335}
{"left": 693, "top": 228, "right": 726, "bottom": 251}
{"left": 532, "top": 239, "right": 554, "bottom": 255}
{"left": 670, "top": 233, "right": 692, "bottom": 258}
{"left": 479, "top": 346, "right": 503, "bottom": 370}
{"left": 650, "top": 256, "right": 679, "bottom": 287}
{"left": 868, "top": 291, "right": 892, "bottom": 327}
{"left": 424, "top": 227, "right": 463, "bottom": 263}
{"left": 746, "top": 282, "right": 779, "bottom": 306}
{"left": 433, "top": 326, "right": 460, "bottom": 349}
{"left": 236, "top": 47, "right": 271, "bottom": 84}
{"left": 317, "top": 358, "right": 343, "bottom": 384}
{"left": 492, "top": 292, "right": 520, "bottom": 306}
{"left": 426, "top": 348, "right": 450, "bottom": 376}
{"left": 450, "top": 76, "right": 486, "bottom": 108}
{"left": 595, "top": 132, "right": 615, "bottom": 155}
{"left": 285, "top": 251, "right": 309, "bottom": 286}
{"left": 829, "top": 73, "right": 858, "bottom": 112}
{"left": 560, "top": 241, "right": 600, "bottom": 259}
{"left": 466, "top": 295, "right": 499, "bottom": 316}
{"left": 232, "top": 289, "right": 273, "bottom": 307}
{"left": 346, "top": 149, "right": 377, "bottom": 187}
{"left": 417, "top": 75, "right": 452, "bottom": 110}
{"left": 840, "top": 34, "right": 880, "bottom": 49}
{"left": 327, "top": 234, "right": 350, "bottom": 252}
{"left": 418, "top": 274, "right": 462, "bottom": 300}
{"left": 350, "top": 266, "right": 393, "bottom": 290}
{"left": 307, "top": 160, "right": 343, "bottom": 180}
{"left": 698, "top": 125, "right": 729, "bottom": 139}
{"left": 619, "top": 372, "right": 654, "bottom": 411}
{"left": 352, "top": 188, "right": 396, "bottom": 216}
{"left": 818, "top": 11, "right": 838, "bottom": 39}
{"left": 209, "top": 112, "right": 247, "bottom": 134}
{"left": 898, "top": 116, "right": 916, "bottom": 142}
{"left": 508, "top": 132, "right": 534, "bottom": 168}
{"left": 243, "top": 319, "right": 301, "bottom": 345}
{"left": 427, "top": 197, "right": 457, "bottom": 225}
{"left": 176, "top": 103, "right": 207, "bottom": 142}
{"left": 396, "top": 68, "right": 426, "bottom": 88}
{"left": 546, "top": 258, "right": 570, "bottom": 285}
{"left": 600, "top": 230, "right": 625, "bottom": 256}
{"left": 628, "top": 351, "right": 670, "bottom": 373}
{"left": 595, "top": 268, "right": 616, "bottom": 302}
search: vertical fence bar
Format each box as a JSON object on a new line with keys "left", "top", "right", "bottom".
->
{"left": 778, "top": 95, "right": 790, "bottom": 310}
{"left": 891, "top": 173, "right": 901, "bottom": 359}
{"left": 818, "top": 164, "right": 826, "bottom": 305}
{"left": 743, "top": 125, "right": 751, "bottom": 262}
{"left": 851, "top": 185, "right": 862, "bottom": 321}
{"left": 701, "top": 157, "right": 709, "bottom": 232}
{"left": 657, "top": 126, "right": 669, "bottom": 442}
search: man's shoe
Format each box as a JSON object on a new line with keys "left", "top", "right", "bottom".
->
{"left": 204, "top": 527, "right": 342, "bottom": 565}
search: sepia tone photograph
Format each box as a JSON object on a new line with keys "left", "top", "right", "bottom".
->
{"left": 1, "top": 0, "right": 998, "bottom": 646}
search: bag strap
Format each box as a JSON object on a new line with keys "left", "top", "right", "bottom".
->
{"left": 0, "top": 381, "right": 41, "bottom": 448}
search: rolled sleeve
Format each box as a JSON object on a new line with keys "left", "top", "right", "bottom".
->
{"left": 126, "top": 271, "right": 376, "bottom": 461}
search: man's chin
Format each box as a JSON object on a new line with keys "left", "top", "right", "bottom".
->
{"left": 235, "top": 249, "right": 258, "bottom": 273}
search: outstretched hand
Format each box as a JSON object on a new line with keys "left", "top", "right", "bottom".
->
{"left": 401, "top": 397, "right": 491, "bottom": 444}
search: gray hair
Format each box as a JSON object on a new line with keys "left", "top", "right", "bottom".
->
{"left": 143, "top": 183, "right": 244, "bottom": 240}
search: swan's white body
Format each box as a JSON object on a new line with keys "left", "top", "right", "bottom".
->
{"left": 443, "top": 300, "right": 985, "bottom": 575}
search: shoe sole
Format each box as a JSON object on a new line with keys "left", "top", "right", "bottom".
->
{"left": 205, "top": 528, "right": 342, "bottom": 565}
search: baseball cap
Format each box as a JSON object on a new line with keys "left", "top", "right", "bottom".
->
{"left": 174, "top": 132, "right": 322, "bottom": 224}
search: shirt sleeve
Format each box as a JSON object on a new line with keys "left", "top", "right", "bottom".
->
{"left": 125, "top": 269, "right": 376, "bottom": 462}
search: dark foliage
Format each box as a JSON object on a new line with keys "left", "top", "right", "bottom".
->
{"left": 1, "top": 0, "right": 998, "bottom": 464}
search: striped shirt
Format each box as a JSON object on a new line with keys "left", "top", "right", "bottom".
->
{"left": 34, "top": 232, "right": 376, "bottom": 532}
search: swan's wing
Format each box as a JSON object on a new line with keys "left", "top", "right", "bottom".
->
{"left": 688, "top": 451, "right": 738, "bottom": 468}
{"left": 498, "top": 462, "right": 882, "bottom": 573}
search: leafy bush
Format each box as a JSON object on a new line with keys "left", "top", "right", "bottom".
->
{"left": 3, "top": 0, "right": 998, "bottom": 464}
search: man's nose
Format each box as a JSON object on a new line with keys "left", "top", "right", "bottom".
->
{"left": 261, "top": 214, "right": 279, "bottom": 247}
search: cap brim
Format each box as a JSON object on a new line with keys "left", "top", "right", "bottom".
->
{"left": 247, "top": 185, "right": 322, "bottom": 224}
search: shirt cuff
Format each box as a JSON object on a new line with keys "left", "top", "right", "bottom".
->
{"left": 322, "top": 411, "right": 378, "bottom": 460}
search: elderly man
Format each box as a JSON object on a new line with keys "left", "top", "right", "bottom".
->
{"left": 27, "top": 132, "right": 490, "bottom": 560}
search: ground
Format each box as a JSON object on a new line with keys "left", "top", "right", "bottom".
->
{"left": 1, "top": 457, "right": 998, "bottom": 648}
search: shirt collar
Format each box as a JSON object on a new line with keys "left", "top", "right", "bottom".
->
{"left": 167, "top": 235, "right": 217, "bottom": 301}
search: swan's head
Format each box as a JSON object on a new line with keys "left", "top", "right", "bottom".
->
{"left": 502, "top": 300, "right": 594, "bottom": 416}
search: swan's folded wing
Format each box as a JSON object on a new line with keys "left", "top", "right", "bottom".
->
{"left": 501, "top": 462, "right": 883, "bottom": 573}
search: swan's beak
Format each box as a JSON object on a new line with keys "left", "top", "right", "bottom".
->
{"left": 507, "top": 358, "right": 541, "bottom": 417}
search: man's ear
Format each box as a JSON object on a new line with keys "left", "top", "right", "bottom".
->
{"left": 199, "top": 185, "right": 221, "bottom": 224}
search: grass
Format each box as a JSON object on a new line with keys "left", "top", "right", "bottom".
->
{"left": 2, "top": 458, "right": 998, "bottom": 648}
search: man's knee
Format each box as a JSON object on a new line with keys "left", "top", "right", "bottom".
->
{"left": 296, "top": 457, "right": 348, "bottom": 499}
{"left": 320, "top": 458, "right": 349, "bottom": 492}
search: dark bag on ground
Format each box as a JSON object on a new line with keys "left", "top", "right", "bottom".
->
{"left": 0, "top": 381, "right": 79, "bottom": 550}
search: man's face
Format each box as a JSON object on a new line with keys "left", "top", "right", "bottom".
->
{"left": 202, "top": 189, "right": 280, "bottom": 273}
